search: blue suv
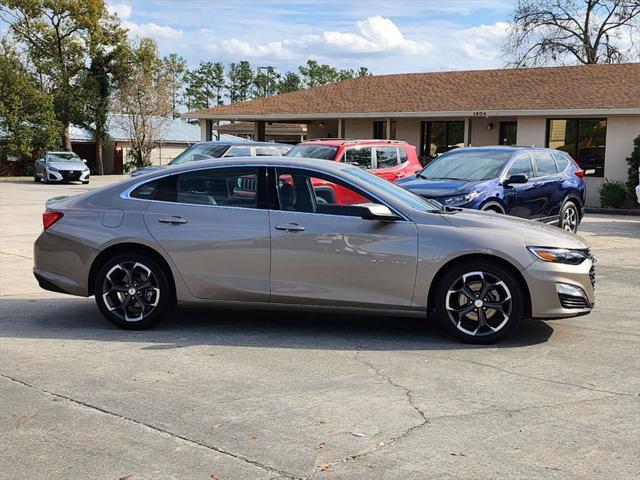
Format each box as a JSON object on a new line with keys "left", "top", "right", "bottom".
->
{"left": 396, "top": 146, "right": 586, "bottom": 232}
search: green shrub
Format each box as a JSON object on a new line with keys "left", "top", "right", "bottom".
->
{"left": 626, "top": 135, "right": 640, "bottom": 203}
{"left": 599, "top": 179, "right": 626, "bottom": 208}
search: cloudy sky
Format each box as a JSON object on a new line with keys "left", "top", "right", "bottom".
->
{"left": 107, "top": 0, "right": 515, "bottom": 74}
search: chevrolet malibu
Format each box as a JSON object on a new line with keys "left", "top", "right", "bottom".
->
{"left": 33, "top": 157, "right": 595, "bottom": 343}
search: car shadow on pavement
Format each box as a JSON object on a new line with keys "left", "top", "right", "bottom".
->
{"left": 1, "top": 296, "right": 553, "bottom": 350}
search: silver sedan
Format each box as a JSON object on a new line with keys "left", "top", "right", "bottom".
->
{"left": 33, "top": 157, "right": 595, "bottom": 343}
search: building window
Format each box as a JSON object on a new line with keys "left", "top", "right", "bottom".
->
{"left": 420, "top": 121, "right": 465, "bottom": 164}
{"left": 499, "top": 121, "right": 517, "bottom": 146}
{"left": 547, "top": 118, "right": 606, "bottom": 177}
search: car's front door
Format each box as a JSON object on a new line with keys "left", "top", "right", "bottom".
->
{"left": 141, "top": 166, "right": 271, "bottom": 302}
{"left": 269, "top": 167, "right": 418, "bottom": 309}
{"left": 503, "top": 153, "right": 545, "bottom": 219}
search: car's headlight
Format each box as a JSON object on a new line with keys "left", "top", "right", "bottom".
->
{"left": 527, "top": 247, "right": 589, "bottom": 265}
{"left": 47, "top": 166, "right": 59, "bottom": 172}
{"left": 442, "top": 191, "right": 479, "bottom": 206}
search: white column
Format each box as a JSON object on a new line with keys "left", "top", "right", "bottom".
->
{"left": 464, "top": 118, "right": 471, "bottom": 146}
{"left": 386, "top": 118, "right": 391, "bottom": 140}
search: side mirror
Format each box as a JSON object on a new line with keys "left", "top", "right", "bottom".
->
{"left": 360, "top": 203, "right": 400, "bottom": 221}
{"left": 82, "top": 158, "right": 87, "bottom": 163}
{"left": 503, "top": 174, "right": 528, "bottom": 185}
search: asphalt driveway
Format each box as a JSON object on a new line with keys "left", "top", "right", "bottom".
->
{"left": 1, "top": 178, "right": 639, "bottom": 479}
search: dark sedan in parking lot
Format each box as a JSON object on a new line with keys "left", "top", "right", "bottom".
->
{"left": 397, "top": 146, "right": 586, "bottom": 232}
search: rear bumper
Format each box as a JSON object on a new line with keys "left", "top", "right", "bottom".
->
{"left": 33, "top": 231, "right": 96, "bottom": 296}
{"left": 524, "top": 256, "right": 595, "bottom": 319}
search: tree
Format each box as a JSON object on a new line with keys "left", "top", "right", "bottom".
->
{"left": 162, "top": 53, "right": 187, "bottom": 117}
{"left": 298, "top": 59, "right": 339, "bottom": 87}
{"left": 184, "top": 61, "right": 225, "bottom": 110}
{"left": 0, "top": 0, "right": 106, "bottom": 150}
{"left": 504, "top": 0, "right": 640, "bottom": 67}
{"left": 227, "top": 60, "right": 254, "bottom": 103}
{"left": 0, "top": 40, "right": 58, "bottom": 173}
{"left": 626, "top": 135, "right": 640, "bottom": 202}
{"left": 81, "top": 11, "right": 129, "bottom": 174}
{"left": 253, "top": 66, "right": 280, "bottom": 98}
{"left": 277, "top": 71, "right": 302, "bottom": 94}
{"left": 113, "top": 38, "right": 172, "bottom": 169}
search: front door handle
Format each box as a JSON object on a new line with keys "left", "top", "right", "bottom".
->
{"left": 158, "top": 216, "right": 188, "bottom": 225}
{"left": 275, "top": 223, "right": 305, "bottom": 232}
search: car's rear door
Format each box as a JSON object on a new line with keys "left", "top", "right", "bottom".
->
{"left": 502, "top": 153, "right": 544, "bottom": 219}
{"left": 530, "top": 151, "right": 562, "bottom": 220}
{"left": 141, "top": 166, "right": 271, "bottom": 301}
{"left": 371, "top": 146, "right": 404, "bottom": 182}
{"left": 268, "top": 167, "right": 418, "bottom": 309}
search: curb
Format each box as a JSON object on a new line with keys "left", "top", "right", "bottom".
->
{"left": 0, "top": 175, "right": 127, "bottom": 183}
{"left": 585, "top": 207, "right": 640, "bottom": 216}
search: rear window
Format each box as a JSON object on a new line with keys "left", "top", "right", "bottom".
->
{"left": 286, "top": 145, "right": 339, "bottom": 160}
{"left": 131, "top": 180, "right": 160, "bottom": 199}
{"left": 532, "top": 152, "right": 558, "bottom": 177}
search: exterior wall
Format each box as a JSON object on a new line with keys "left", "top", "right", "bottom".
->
{"left": 307, "top": 119, "right": 338, "bottom": 139}
{"left": 395, "top": 118, "right": 420, "bottom": 148}
{"left": 117, "top": 142, "right": 191, "bottom": 168}
{"left": 516, "top": 117, "right": 547, "bottom": 147}
{"left": 344, "top": 118, "right": 373, "bottom": 139}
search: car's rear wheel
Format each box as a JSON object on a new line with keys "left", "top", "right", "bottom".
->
{"left": 560, "top": 201, "right": 580, "bottom": 233}
{"left": 433, "top": 261, "right": 523, "bottom": 344}
{"left": 94, "top": 253, "right": 173, "bottom": 330}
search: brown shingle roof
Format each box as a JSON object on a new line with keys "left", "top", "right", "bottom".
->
{"left": 185, "top": 63, "right": 640, "bottom": 119}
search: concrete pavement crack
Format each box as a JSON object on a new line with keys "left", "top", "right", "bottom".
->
{"left": 441, "top": 357, "right": 637, "bottom": 397}
{"left": 0, "top": 373, "right": 305, "bottom": 480}
{"left": 0, "top": 250, "right": 33, "bottom": 260}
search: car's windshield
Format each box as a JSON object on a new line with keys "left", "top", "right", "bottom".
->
{"left": 48, "top": 153, "right": 80, "bottom": 162}
{"left": 419, "top": 150, "right": 513, "bottom": 181}
{"left": 169, "top": 144, "right": 232, "bottom": 165}
{"left": 287, "top": 145, "right": 339, "bottom": 160}
{"left": 344, "top": 167, "right": 441, "bottom": 212}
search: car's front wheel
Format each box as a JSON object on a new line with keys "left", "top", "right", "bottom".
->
{"left": 560, "top": 201, "right": 580, "bottom": 233}
{"left": 94, "top": 253, "right": 173, "bottom": 330}
{"left": 433, "top": 261, "right": 524, "bottom": 344}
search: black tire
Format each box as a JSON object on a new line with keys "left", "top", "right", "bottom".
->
{"left": 559, "top": 200, "right": 580, "bottom": 233}
{"left": 82, "top": 181, "right": 90, "bottom": 185}
{"left": 94, "top": 253, "right": 174, "bottom": 330}
{"left": 432, "top": 260, "right": 524, "bottom": 344}
{"left": 33, "top": 172, "right": 39, "bottom": 182}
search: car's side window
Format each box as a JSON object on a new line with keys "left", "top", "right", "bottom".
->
{"left": 531, "top": 152, "right": 558, "bottom": 177}
{"left": 506, "top": 154, "right": 534, "bottom": 179}
{"left": 399, "top": 147, "right": 408, "bottom": 163}
{"left": 552, "top": 153, "right": 570, "bottom": 173}
{"left": 175, "top": 168, "right": 259, "bottom": 207}
{"left": 275, "top": 168, "right": 374, "bottom": 217}
{"left": 375, "top": 147, "right": 399, "bottom": 169}
{"left": 255, "top": 146, "right": 280, "bottom": 156}
{"left": 223, "top": 146, "right": 253, "bottom": 157}
{"left": 344, "top": 147, "right": 373, "bottom": 169}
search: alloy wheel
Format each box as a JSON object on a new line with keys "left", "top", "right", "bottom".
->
{"left": 101, "top": 261, "right": 160, "bottom": 322}
{"left": 445, "top": 271, "right": 512, "bottom": 337}
{"left": 562, "top": 205, "right": 578, "bottom": 232}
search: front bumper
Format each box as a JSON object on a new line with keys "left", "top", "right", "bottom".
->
{"left": 524, "top": 255, "right": 595, "bottom": 318}
{"left": 47, "top": 168, "right": 90, "bottom": 183}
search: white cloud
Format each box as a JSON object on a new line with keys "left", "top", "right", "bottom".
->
{"left": 322, "top": 16, "right": 431, "bottom": 54}
{"left": 212, "top": 16, "right": 430, "bottom": 61}
{"left": 107, "top": 2, "right": 132, "bottom": 19}
{"left": 123, "top": 20, "right": 183, "bottom": 40}
{"left": 458, "top": 22, "right": 510, "bottom": 61}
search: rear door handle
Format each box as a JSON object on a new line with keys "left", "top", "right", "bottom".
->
{"left": 158, "top": 216, "right": 188, "bottom": 225}
{"left": 275, "top": 223, "right": 305, "bottom": 232}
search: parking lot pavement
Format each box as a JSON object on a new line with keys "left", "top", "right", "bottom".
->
{"left": 1, "top": 178, "right": 639, "bottom": 480}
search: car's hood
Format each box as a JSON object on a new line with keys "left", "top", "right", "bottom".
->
{"left": 48, "top": 161, "right": 86, "bottom": 170}
{"left": 130, "top": 165, "right": 167, "bottom": 177}
{"left": 442, "top": 209, "right": 590, "bottom": 250}
{"left": 397, "top": 177, "right": 490, "bottom": 197}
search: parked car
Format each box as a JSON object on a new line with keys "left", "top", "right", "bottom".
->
{"left": 286, "top": 139, "right": 422, "bottom": 182}
{"left": 34, "top": 151, "right": 90, "bottom": 184}
{"left": 34, "top": 157, "right": 595, "bottom": 344}
{"left": 397, "top": 146, "right": 586, "bottom": 233}
{"left": 129, "top": 141, "right": 291, "bottom": 177}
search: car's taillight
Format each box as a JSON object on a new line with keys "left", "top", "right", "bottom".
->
{"left": 43, "top": 210, "right": 63, "bottom": 230}
{"left": 574, "top": 169, "right": 585, "bottom": 178}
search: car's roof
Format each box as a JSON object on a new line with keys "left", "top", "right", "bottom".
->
{"left": 137, "top": 156, "right": 349, "bottom": 179}
{"left": 193, "top": 140, "right": 290, "bottom": 147}
{"left": 297, "top": 138, "right": 408, "bottom": 147}
{"left": 441, "top": 145, "right": 562, "bottom": 155}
